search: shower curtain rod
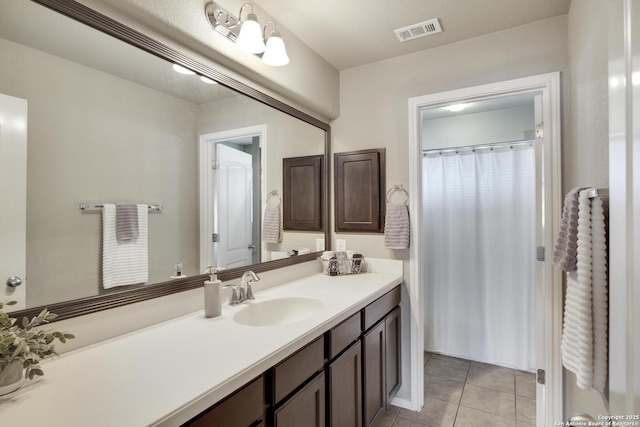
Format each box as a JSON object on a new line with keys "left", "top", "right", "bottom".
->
{"left": 422, "top": 138, "right": 534, "bottom": 155}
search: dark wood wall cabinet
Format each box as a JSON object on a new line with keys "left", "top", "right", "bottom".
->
{"left": 283, "top": 155, "right": 324, "bottom": 231}
{"left": 183, "top": 286, "right": 401, "bottom": 427}
{"left": 334, "top": 149, "right": 386, "bottom": 233}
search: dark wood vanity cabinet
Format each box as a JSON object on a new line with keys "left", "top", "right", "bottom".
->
{"left": 274, "top": 372, "right": 326, "bottom": 427}
{"left": 184, "top": 286, "right": 401, "bottom": 427}
{"left": 362, "top": 288, "right": 402, "bottom": 427}
{"left": 185, "top": 375, "right": 265, "bottom": 427}
{"left": 329, "top": 341, "right": 362, "bottom": 427}
{"left": 328, "top": 312, "right": 363, "bottom": 427}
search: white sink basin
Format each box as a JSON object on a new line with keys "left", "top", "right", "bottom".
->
{"left": 233, "top": 296, "right": 325, "bottom": 327}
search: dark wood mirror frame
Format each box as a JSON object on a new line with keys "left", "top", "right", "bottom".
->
{"left": 11, "top": 0, "right": 331, "bottom": 323}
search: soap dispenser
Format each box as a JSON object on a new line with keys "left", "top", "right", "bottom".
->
{"left": 203, "top": 267, "right": 222, "bottom": 318}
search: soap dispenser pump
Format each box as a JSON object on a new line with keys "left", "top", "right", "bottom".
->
{"left": 203, "top": 267, "right": 222, "bottom": 318}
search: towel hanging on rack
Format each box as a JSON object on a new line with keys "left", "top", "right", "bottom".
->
{"left": 262, "top": 190, "right": 282, "bottom": 243}
{"left": 102, "top": 204, "right": 148, "bottom": 288}
{"left": 384, "top": 185, "right": 410, "bottom": 249}
{"left": 560, "top": 188, "right": 609, "bottom": 393}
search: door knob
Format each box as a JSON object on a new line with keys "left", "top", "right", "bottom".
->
{"left": 6, "top": 276, "right": 23, "bottom": 288}
{"left": 248, "top": 244, "right": 256, "bottom": 249}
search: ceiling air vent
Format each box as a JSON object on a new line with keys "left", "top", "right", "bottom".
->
{"left": 394, "top": 18, "right": 442, "bottom": 42}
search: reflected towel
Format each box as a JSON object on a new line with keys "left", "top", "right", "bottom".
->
{"left": 262, "top": 204, "right": 282, "bottom": 243}
{"left": 102, "top": 204, "right": 148, "bottom": 289}
{"left": 384, "top": 204, "right": 410, "bottom": 249}
{"left": 115, "top": 204, "right": 139, "bottom": 241}
{"left": 553, "top": 187, "right": 584, "bottom": 272}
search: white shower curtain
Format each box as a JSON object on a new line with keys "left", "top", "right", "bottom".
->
{"left": 423, "top": 143, "right": 536, "bottom": 371}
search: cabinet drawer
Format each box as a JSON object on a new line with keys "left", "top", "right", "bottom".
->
{"left": 363, "top": 286, "right": 401, "bottom": 331}
{"left": 188, "top": 375, "right": 264, "bottom": 427}
{"left": 274, "top": 372, "right": 325, "bottom": 427}
{"left": 274, "top": 336, "right": 325, "bottom": 403}
{"left": 329, "top": 312, "right": 361, "bottom": 359}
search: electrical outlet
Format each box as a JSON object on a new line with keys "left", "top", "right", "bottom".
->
{"left": 336, "top": 239, "right": 346, "bottom": 252}
{"left": 315, "top": 238, "right": 325, "bottom": 252}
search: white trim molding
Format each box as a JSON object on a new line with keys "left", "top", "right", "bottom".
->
{"left": 407, "top": 72, "right": 563, "bottom": 425}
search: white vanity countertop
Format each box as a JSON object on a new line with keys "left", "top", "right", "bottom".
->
{"left": 0, "top": 261, "right": 403, "bottom": 427}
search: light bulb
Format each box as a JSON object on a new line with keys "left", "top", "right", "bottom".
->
{"left": 262, "top": 32, "right": 289, "bottom": 66}
{"left": 236, "top": 13, "right": 265, "bottom": 54}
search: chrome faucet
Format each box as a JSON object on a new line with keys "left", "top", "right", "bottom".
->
{"left": 224, "top": 270, "right": 260, "bottom": 305}
{"left": 240, "top": 270, "right": 260, "bottom": 301}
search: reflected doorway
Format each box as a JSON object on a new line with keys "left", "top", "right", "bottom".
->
{"left": 199, "top": 125, "right": 266, "bottom": 271}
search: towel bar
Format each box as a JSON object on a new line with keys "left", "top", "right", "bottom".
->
{"left": 78, "top": 202, "right": 163, "bottom": 212}
{"left": 586, "top": 188, "right": 608, "bottom": 199}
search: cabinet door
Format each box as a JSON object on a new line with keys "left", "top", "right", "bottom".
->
{"left": 385, "top": 307, "right": 401, "bottom": 403}
{"left": 187, "top": 376, "right": 264, "bottom": 427}
{"left": 329, "top": 341, "right": 362, "bottom": 427}
{"left": 363, "top": 321, "right": 385, "bottom": 427}
{"left": 274, "top": 372, "right": 325, "bottom": 427}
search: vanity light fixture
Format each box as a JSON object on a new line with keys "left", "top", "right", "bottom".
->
{"left": 235, "top": 4, "right": 265, "bottom": 54}
{"left": 205, "top": 1, "right": 289, "bottom": 66}
{"left": 262, "top": 22, "right": 289, "bottom": 66}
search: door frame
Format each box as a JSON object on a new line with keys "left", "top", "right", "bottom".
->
{"left": 406, "top": 72, "right": 563, "bottom": 425}
{"left": 199, "top": 124, "right": 267, "bottom": 271}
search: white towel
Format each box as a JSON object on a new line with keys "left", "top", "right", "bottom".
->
{"left": 384, "top": 203, "right": 410, "bottom": 249}
{"left": 561, "top": 189, "right": 609, "bottom": 392}
{"left": 591, "top": 197, "right": 608, "bottom": 393}
{"left": 262, "top": 204, "right": 282, "bottom": 243}
{"left": 102, "top": 204, "right": 148, "bottom": 289}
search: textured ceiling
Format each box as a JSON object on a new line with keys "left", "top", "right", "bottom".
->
{"left": 254, "top": 0, "right": 572, "bottom": 70}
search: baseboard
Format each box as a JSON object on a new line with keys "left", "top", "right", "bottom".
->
{"left": 389, "top": 396, "right": 413, "bottom": 410}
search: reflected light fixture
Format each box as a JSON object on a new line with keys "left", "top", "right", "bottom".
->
{"left": 443, "top": 103, "right": 470, "bottom": 112}
{"left": 205, "top": 1, "right": 289, "bottom": 66}
{"left": 172, "top": 63, "right": 196, "bottom": 75}
{"left": 200, "top": 76, "right": 218, "bottom": 85}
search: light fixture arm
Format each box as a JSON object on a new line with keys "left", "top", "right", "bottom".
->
{"left": 238, "top": 3, "right": 254, "bottom": 23}
{"left": 263, "top": 21, "right": 278, "bottom": 38}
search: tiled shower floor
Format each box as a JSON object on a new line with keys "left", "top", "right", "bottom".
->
{"left": 377, "top": 352, "right": 537, "bottom": 427}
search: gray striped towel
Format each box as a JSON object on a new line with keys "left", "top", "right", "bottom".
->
{"left": 552, "top": 187, "right": 585, "bottom": 272}
{"left": 115, "top": 204, "right": 139, "bottom": 241}
{"left": 262, "top": 204, "right": 282, "bottom": 243}
{"left": 384, "top": 203, "right": 410, "bottom": 249}
{"left": 103, "top": 204, "right": 148, "bottom": 288}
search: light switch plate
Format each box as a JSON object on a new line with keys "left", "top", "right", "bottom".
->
{"left": 315, "top": 238, "right": 325, "bottom": 251}
{"left": 336, "top": 239, "right": 346, "bottom": 252}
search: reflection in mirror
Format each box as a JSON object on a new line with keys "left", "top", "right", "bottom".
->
{"left": 0, "top": 0, "right": 327, "bottom": 313}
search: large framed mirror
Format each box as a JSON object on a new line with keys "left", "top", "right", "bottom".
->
{"left": 0, "top": 0, "right": 330, "bottom": 321}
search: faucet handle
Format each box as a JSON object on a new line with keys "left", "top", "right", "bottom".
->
{"left": 223, "top": 284, "right": 242, "bottom": 305}
{"left": 246, "top": 282, "right": 255, "bottom": 300}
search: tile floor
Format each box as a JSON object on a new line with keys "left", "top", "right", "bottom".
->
{"left": 376, "top": 352, "right": 537, "bottom": 427}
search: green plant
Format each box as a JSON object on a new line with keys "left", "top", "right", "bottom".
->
{"left": 0, "top": 301, "right": 74, "bottom": 380}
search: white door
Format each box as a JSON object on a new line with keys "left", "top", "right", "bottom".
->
{"left": 0, "top": 93, "right": 27, "bottom": 309}
{"left": 214, "top": 144, "right": 253, "bottom": 269}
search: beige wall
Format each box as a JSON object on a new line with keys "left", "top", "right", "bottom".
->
{"left": 0, "top": 37, "right": 200, "bottom": 307}
{"left": 332, "top": 15, "right": 569, "bottom": 402}
{"left": 564, "top": 0, "right": 609, "bottom": 418}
